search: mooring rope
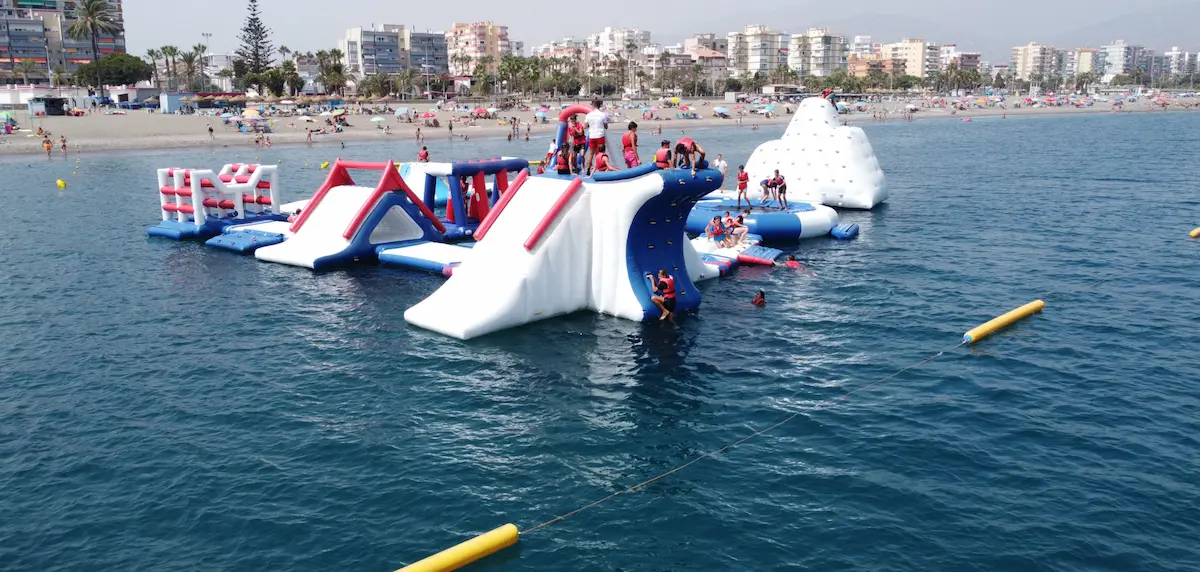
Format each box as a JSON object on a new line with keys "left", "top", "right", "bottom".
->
{"left": 521, "top": 340, "right": 968, "bottom": 534}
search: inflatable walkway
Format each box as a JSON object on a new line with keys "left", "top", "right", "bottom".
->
{"left": 404, "top": 165, "right": 724, "bottom": 340}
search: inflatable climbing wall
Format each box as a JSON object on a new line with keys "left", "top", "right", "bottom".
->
{"left": 744, "top": 97, "right": 887, "bottom": 209}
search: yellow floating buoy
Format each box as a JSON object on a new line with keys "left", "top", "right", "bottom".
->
{"left": 320, "top": 161, "right": 330, "bottom": 169}
{"left": 397, "top": 524, "right": 518, "bottom": 572}
{"left": 964, "top": 300, "right": 1045, "bottom": 344}
{"left": 72, "top": 171, "right": 77, "bottom": 175}
{"left": 56, "top": 179, "right": 66, "bottom": 189}
{"left": 1190, "top": 227, "right": 1200, "bottom": 238}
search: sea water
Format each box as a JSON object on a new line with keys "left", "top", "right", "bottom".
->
{"left": 1, "top": 113, "right": 1198, "bottom": 571}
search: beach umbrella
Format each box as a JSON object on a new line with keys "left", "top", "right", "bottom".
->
{"left": 394, "top": 107, "right": 409, "bottom": 116}
{"left": 219, "top": 112, "right": 234, "bottom": 118}
{"left": 473, "top": 107, "right": 488, "bottom": 116}
{"left": 713, "top": 107, "right": 730, "bottom": 114}
{"left": 298, "top": 115, "right": 313, "bottom": 121}
{"left": 537, "top": 107, "right": 549, "bottom": 112}
{"left": 242, "top": 108, "right": 260, "bottom": 117}
{"left": 650, "top": 106, "right": 659, "bottom": 112}
{"left": 280, "top": 99, "right": 295, "bottom": 105}
{"left": 420, "top": 111, "right": 436, "bottom": 118}
{"left": 370, "top": 116, "right": 386, "bottom": 122}
{"left": 534, "top": 111, "right": 547, "bottom": 118}
{"left": 487, "top": 107, "right": 499, "bottom": 113}
{"left": 670, "top": 97, "right": 681, "bottom": 104}
{"left": 332, "top": 108, "right": 347, "bottom": 117}
{"left": 679, "top": 105, "right": 690, "bottom": 111}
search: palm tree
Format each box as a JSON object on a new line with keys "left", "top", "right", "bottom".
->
{"left": 146, "top": 48, "right": 162, "bottom": 89}
{"left": 216, "top": 68, "right": 234, "bottom": 91}
{"left": 179, "top": 52, "right": 198, "bottom": 91}
{"left": 66, "top": 0, "right": 122, "bottom": 99}
{"left": 160, "top": 45, "right": 179, "bottom": 91}
{"left": 192, "top": 43, "right": 208, "bottom": 87}
{"left": 278, "top": 45, "right": 291, "bottom": 62}
{"left": 51, "top": 66, "right": 69, "bottom": 87}
{"left": 15, "top": 59, "right": 41, "bottom": 85}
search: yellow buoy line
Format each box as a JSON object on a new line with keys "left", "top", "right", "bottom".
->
{"left": 394, "top": 300, "right": 1046, "bottom": 572}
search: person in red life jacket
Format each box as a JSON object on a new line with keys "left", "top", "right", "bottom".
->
{"left": 705, "top": 215, "right": 725, "bottom": 243}
{"left": 593, "top": 143, "right": 618, "bottom": 172}
{"left": 776, "top": 254, "right": 815, "bottom": 275}
{"left": 653, "top": 140, "right": 672, "bottom": 169}
{"left": 771, "top": 169, "right": 788, "bottom": 210}
{"left": 752, "top": 290, "right": 766, "bottom": 307}
{"left": 674, "top": 137, "right": 707, "bottom": 175}
{"left": 622, "top": 121, "right": 640, "bottom": 167}
{"left": 736, "top": 165, "right": 750, "bottom": 209}
{"left": 723, "top": 210, "right": 735, "bottom": 229}
{"left": 647, "top": 269, "right": 676, "bottom": 320}
{"left": 418, "top": 146, "right": 429, "bottom": 162}
{"left": 555, "top": 142, "right": 572, "bottom": 175}
{"left": 759, "top": 176, "right": 777, "bottom": 206}
{"left": 568, "top": 116, "right": 587, "bottom": 174}
{"left": 724, "top": 214, "right": 748, "bottom": 247}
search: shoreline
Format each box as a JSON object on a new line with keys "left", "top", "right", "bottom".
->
{"left": 0, "top": 100, "right": 1189, "bottom": 159}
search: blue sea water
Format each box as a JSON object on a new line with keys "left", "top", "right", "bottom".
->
{"left": 1, "top": 113, "right": 1199, "bottom": 572}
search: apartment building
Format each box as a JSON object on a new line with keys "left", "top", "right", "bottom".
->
{"left": 683, "top": 33, "right": 728, "bottom": 55}
{"left": 339, "top": 25, "right": 405, "bottom": 78}
{"left": 1163, "top": 46, "right": 1196, "bottom": 77}
{"left": 1, "top": 0, "right": 126, "bottom": 84}
{"left": 881, "top": 38, "right": 938, "bottom": 80}
{"left": 1098, "top": 40, "right": 1145, "bottom": 82}
{"left": 587, "top": 26, "right": 651, "bottom": 59}
{"left": 847, "top": 53, "right": 905, "bottom": 78}
{"left": 726, "top": 25, "right": 788, "bottom": 79}
{"left": 1011, "top": 42, "right": 1056, "bottom": 80}
{"left": 849, "top": 35, "right": 878, "bottom": 57}
{"left": 404, "top": 29, "right": 448, "bottom": 74}
{"left": 787, "top": 28, "right": 847, "bottom": 77}
{"left": 446, "top": 21, "right": 510, "bottom": 76}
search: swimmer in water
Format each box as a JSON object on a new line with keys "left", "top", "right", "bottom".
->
{"left": 752, "top": 290, "right": 766, "bottom": 307}
{"left": 776, "top": 254, "right": 816, "bottom": 275}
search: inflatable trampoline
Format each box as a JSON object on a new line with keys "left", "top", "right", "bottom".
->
{"left": 686, "top": 197, "right": 838, "bottom": 241}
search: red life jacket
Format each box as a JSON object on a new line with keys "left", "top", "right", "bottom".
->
{"left": 661, "top": 276, "right": 675, "bottom": 298}
{"left": 621, "top": 131, "right": 634, "bottom": 152}
{"left": 596, "top": 152, "right": 611, "bottom": 171}
{"left": 418, "top": 150, "right": 428, "bottom": 161}
{"left": 570, "top": 124, "right": 586, "bottom": 144}
{"left": 654, "top": 148, "right": 670, "bottom": 168}
{"left": 678, "top": 137, "right": 695, "bottom": 152}
{"left": 707, "top": 221, "right": 724, "bottom": 236}
{"left": 737, "top": 172, "right": 749, "bottom": 188}
{"left": 556, "top": 152, "right": 569, "bottom": 171}
{"left": 786, "top": 260, "right": 801, "bottom": 269}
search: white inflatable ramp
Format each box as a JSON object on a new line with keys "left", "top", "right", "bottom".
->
{"left": 377, "top": 241, "right": 474, "bottom": 276}
{"left": 254, "top": 185, "right": 377, "bottom": 268}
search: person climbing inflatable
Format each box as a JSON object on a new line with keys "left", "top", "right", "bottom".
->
{"left": 647, "top": 269, "right": 676, "bottom": 320}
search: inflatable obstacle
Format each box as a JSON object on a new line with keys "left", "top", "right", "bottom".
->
{"left": 686, "top": 197, "right": 839, "bottom": 242}
{"left": 404, "top": 165, "right": 726, "bottom": 339}
{"left": 743, "top": 97, "right": 886, "bottom": 209}
{"left": 148, "top": 163, "right": 288, "bottom": 239}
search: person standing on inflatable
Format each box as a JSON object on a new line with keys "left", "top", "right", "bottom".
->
{"left": 647, "top": 269, "right": 676, "bottom": 320}
{"left": 736, "top": 165, "right": 750, "bottom": 209}
{"left": 622, "top": 121, "right": 640, "bottom": 168}
{"left": 771, "top": 169, "right": 788, "bottom": 210}
{"left": 568, "top": 116, "right": 587, "bottom": 174}
{"left": 653, "top": 140, "right": 672, "bottom": 169}
{"left": 584, "top": 99, "right": 609, "bottom": 174}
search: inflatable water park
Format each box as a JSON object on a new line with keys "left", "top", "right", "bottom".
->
{"left": 148, "top": 97, "right": 887, "bottom": 339}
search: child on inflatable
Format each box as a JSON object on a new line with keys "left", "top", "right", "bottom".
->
{"left": 653, "top": 140, "right": 672, "bottom": 169}
{"left": 705, "top": 216, "right": 725, "bottom": 244}
{"left": 736, "top": 165, "right": 750, "bottom": 209}
{"left": 647, "top": 269, "right": 676, "bottom": 321}
{"left": 593, "top": 143, "right": 618, "bottom": 173}
{"left": 723, "top": 215, "right": 748, "bottom": 247}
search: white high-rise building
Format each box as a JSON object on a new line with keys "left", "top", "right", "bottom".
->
{"left": 339, "top": 25, "right": 406, "bottom": 78}
{"left": 1010, "top": 42, "right": 1056, "bottom": 80}
{"left": 1163, "top": 46, "right": 1195, "bottom": 77}
{"left": 726, "top": 24, "right": 788, "bottom": 79}
{"left": 849, "top": 35, "right": 877, "bottom": 56}
{"left": 1098, "top": 40, "right": 1144, "bottom": 83}
{"left": 787, "top": 28, "right": 848, "bottom": 77}
{"left": 586, "top": 26, "right": 652, "bottom": 59}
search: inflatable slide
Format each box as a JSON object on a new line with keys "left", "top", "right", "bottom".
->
{"left": 404, "top": 165, "right": 724, "bottom": 340}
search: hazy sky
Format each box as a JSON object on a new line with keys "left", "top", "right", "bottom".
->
{"left": 122, "top": 0, "right": 1188, "bottom": 62}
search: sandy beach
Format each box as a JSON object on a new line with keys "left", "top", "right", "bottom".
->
{"left": 1, "top": 96, "right": 1191, "bottom": 157}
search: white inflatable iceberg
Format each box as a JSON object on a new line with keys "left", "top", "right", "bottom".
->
{"left": 743, "top": 97, "right": 886, "bottom": 209}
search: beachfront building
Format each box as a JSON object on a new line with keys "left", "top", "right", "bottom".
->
{"left": 683, "top": 33, "right": 728, "bottom": 55}
{"left": 1163, "top": 46, "right": 1196, "bottom": 78}
{"left": 938, "top": 44, "right": 981, "bottom": 72}
{"left": 786, "top": 28, "right": 847, "bottom": 77}
{"left": 339, "top": 25, "right": 405, "bottom": 78}
{"left": 446, "top": 21, "right": 510, "bottom": 76}
{"left": 849, "top": 35, "right": 878, "bottom": 57}
{"left": 847, "top": 53, "right": 905, "bottom": 79}
{"left": 881, "top": 38, "right": 939, "bottom": 81}
{"left": 404, "top": 29, "right": 449, "bottom": 74}
{"left": 1010, "top": 42, "right": 1056, "bottom": 80}
{"left": 586, "top": 26, "right": 652, "bottom": 60}
{"left": 1, "top": 0, "right": 127, "bottom": 85}
{"left": 687, "top": 45, "right": 728, "bottom": 92}
{"left": 531, "top": 37, "right": 586, "bottom": 58}
{"left": 1062, "top": 47, "right": 1099, "bottom": 77}
{"left": 639, "top": 44, "right": 694, "bottom": 92}
{"left": 726, "top": 25, "right": 788, "bottom": 79}
{"left": 510, "top": 41, "right": 524, "bottom": 57}
{"left": 1098, "top": 40, "right": 1146, "bottom": 83}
